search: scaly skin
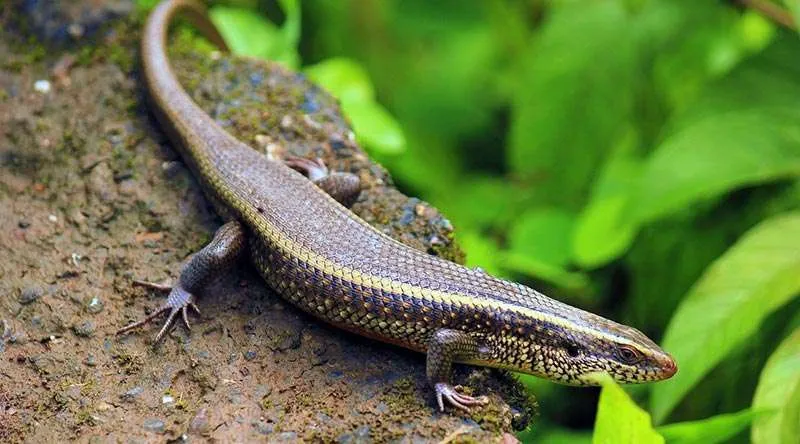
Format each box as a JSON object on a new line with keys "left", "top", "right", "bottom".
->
{"left": 120, "top": 0, "right": 677, "bottom": 411}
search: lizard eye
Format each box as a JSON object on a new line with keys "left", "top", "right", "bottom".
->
{"left": 616, "top": 345, "right": 642, "bottom": 365}
{"left": 565, "top": 344, "right": 580, "bottom": 358}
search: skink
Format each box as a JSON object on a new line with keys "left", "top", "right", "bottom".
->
{"left": 120, "top": 0, "right": 677, "bottom": 412}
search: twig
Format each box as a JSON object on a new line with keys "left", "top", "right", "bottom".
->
{"left": 735, "top": 0, "right": 796, "bottom": 30}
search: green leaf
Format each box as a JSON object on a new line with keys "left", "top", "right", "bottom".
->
{"left": 305, "top": 58, "right": 406, "bottom": 155}
{"left": 631, "top": 34, "right": 800, "bottom": 225}
{"left": 631, "top": 109, "right": 800, "bottom": 225}
{"left": 209, "top": 6, "right": 298, "bottom": 68}
{"left": 340, "top": 99, "right": 405, "bottom": 155}
{"left": 509, "top": 208, "right": 575, "bottom": 268}
{"left": 572, "top": 133, "right": 642, "bottom": 267}
{"left": 508, "top": 1, "right": 640, "bottom": 207}
{"left": 656, "top": 409, "right": 759, "bottom": 444}
{"left": 651, "top": 212, "right": 800, "bottom": 423}
{"left": 304, "top": 58, "right": 374, "bottom": 103}
{"left": 593, "top": 375, "right": 664, "bottom": 444}
{"left": 752, "top": 327, "right": 800, "bottom": 444}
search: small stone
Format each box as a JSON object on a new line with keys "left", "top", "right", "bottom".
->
{"left": 243, "top": 350, "right": 257, "bottom": 361}
{"left": 121, "top": 386, "right": 144, "bottom": 402}
{"left": 72, "top": 320, "right": 95, "bottom": 337}
{"left": 142, "top": 418, "right": 165, "bottom": 433}
{"left": 18, "top": 220, "right": 30, "bottom": 229}
{"left": 85, "top": 354, "right": 97, "bottom": 366}
{"left": 95, "top": 401, "right": 113, "bottom": 412}
{"left": 162, "top": 395, "right": 174, "bottom": 405}
{"left": 188, "top": 408, "right": 209, "bottom": 434}
{"left": 48, "top": 214, "right": 58, "bottom": 223}
{"left": 252, "top": 419, "right": 273, "bottom": 435}
{"left": 274, "top": 432, "right": 297, "bottom": 442}
{"left": 254, "top": 384, "right": 272, "bottom": 399}
{"left": 86, "top": 296, "right": 104, "bottom": 314}
{"left": 34, "top": 80, "right": 51, "bottom": 93}
{"left": 19, "top": 287, "right": 44, "bottom": 305}
{"left": 337, "top": 425, "right": 371, "bottom": 444}
{"left": 227, "top": 388, "right": 243, "bottom": 404}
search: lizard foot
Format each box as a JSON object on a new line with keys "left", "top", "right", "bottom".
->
{"left": 117, "top": 284, "right": 200, "bottom": 344}
{"left": 434, "top": 383, "right": 489, "bottom": 412}
{"left": 284, "top": 156, "right": 328, "bottom": 181}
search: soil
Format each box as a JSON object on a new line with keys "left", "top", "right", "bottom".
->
{"left": 0, "top": 1, "right": 535, "bottom": 442}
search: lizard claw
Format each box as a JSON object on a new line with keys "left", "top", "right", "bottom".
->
{"left": 117, "top": 284, "right": 196, "bottom": 344}
{"left": 434, "top": 383, "right": 489, "bottom": 412}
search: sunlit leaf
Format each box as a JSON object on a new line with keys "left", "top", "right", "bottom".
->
{"left": 631, "top": 110, "right": 800, "bottom": 225}
{"left": 305, "top": 58, "right": 374, "bottom": 103}
{"left": 209, "top": 6, "right": 298, "bottom": 68}
{"left": 651, "top": 212, "right": 800, "bottom": 423}
{"left": 509, "top": 208, "right": 575, "bottom": 267}
{"left": 572, "top": 134, "right": 642, "bottom": 267}
{"left": 508, "top": 1, "right": 640, "bottom": 208}
{"left": 631, "top": 34, "right": 800, "bottom": 226}
{"left": 305, "top": 58, "right": 406, "bottom": 155}
{"left": 656, "top": 409, "right": 759, "bottom": 444}
{"left": 593, "top": 375, "right": 664, "bottom": 444}
{"left": 342, "top": 100, "right": 406, "bottom": 155}
{"left": 752, "top": 327, "right": 800, "bottom": 444}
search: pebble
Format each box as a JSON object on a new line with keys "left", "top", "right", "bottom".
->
{"left": 252, "top": 420, "right": 273, "bottom": 435}
{"left": 254, "top": 384, "right": 272, "bottom": 399}
{"left": 85, "top": 354, "right": 97, "bottom": 366}
{"left": 86, "top": 296, "right": 104, "bottom": 314}
{"left": 227, "top": 388, "right": 243, "bottom": 404}
{"left": 19, "top": 287, "right": 44, "bottom": 305}
{"left": 72, "top": 320, "right": 95, "bottom": 337}
{"left": 142, "top": 418, "right": 165, "bottom": 433}
{"left": 162, "top": 395, "right": 175, "bottom": 405}
{"left": 273, "top": 432, "right": 298, "bottom": 442}
{"left": 18, "top": 220, "right": 30, "bottom": 229}
{"left": 121, "top": 386, "right": 144, "bottom": 402}
{"left": 188, "top": 408, "right": 210, "bottom": 434}
{"left": 34, "top": 79, "right": 51, "bottom": 93}
{"left": 48, "top": 214, "right": 58, "bottom": 223}
{"left": 337, "top": 425, "right": 371, "bottom": 444}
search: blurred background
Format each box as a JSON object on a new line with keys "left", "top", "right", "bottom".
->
{"left": 146, "top": 0, "right": 800, "bottom": 442}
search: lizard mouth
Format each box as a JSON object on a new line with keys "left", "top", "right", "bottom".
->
{"left": 658, "top": 354, "right": 678, "bottom": 379}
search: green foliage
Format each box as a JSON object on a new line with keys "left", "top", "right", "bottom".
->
{"left": 651, "top": 212, "right": 800, "bottom": 422}
{"left": 656, "top": 409, "right": 760, "bottom": 444}
{"left": 209, "top": 2, "right": 299, "bottom": 68}
{"left": 305, "top": 59, "right": 406, "bottom": 154}
{"left": 592, "top": 375, "right": 664, "bottom": 444}
{"left": 752, "top": 327, "right": 800, "bottom": 444}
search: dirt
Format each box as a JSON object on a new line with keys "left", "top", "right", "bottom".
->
{"left": 0, "top": 1, "right": 534, "bottom": 442}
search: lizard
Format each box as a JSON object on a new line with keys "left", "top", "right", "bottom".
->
{"left": 118, "top": 0, "right": 677, "bottom": 412}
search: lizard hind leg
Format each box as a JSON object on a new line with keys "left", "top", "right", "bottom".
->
{"left": 117, "top": 221, "right": 244, "bottom": 344}
{"left": 285, "top": 156, "right": 361, "bottom": 207}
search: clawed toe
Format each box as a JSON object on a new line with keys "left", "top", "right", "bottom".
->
{"left": 117, "top": 284, "right": 197, "bottom": 344}
{"left": 434, "top": 383, "right": 489, "bottom": 412}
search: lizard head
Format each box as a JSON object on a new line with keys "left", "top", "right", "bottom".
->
{"left": 518, "top": 316, "right": 678, "bottom": 385}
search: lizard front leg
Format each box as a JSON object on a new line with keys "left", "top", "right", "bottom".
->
{"left": 117, "top": 221, "right": 245, "bottom": 344}
{"left": 427, "top": 329, "right": 491, "bottom": 411}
